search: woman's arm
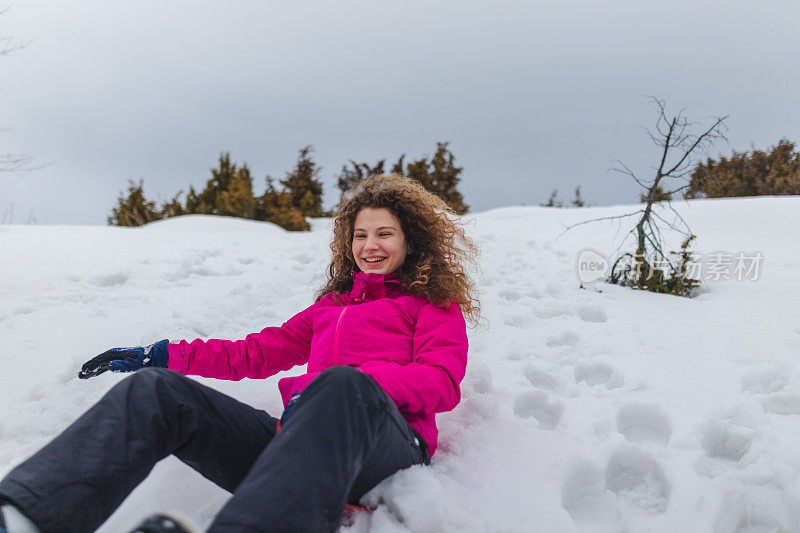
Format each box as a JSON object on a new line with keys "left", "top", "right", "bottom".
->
{"left": 359, "top": 300, "right": 468, "bottom": 414}
{"left": 167, "top": 301, "right": 318, "bottom": 380}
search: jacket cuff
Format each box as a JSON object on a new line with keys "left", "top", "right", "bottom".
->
{"left": 151, "top": 339, "right": 170, "bottom": 369}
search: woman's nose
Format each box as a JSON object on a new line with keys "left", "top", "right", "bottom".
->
{"left": 364, "top": 236, "right": 379, "bottom": 250}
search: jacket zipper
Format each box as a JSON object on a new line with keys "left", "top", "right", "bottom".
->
{"left": 333, "top": 306, "right": 348, "bottom": 365}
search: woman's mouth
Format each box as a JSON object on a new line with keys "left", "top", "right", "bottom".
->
{"left": 364, "top": 257, "right": 386, "bottom": 263}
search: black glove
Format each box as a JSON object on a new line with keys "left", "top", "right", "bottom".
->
{"left": 78, "top": 339, "right": 169, "bottom": 379}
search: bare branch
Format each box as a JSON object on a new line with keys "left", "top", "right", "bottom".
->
{"left": 557, "top": 210, "right": 643, "bottom": 239}
{"left": 610, "top": 160, "right": 649, "bottom": 189}
{"left": 650, "top": 209, "right": 689, "bottom": 238}
{"left": 665, "top": 202, "right": 691, "bottom": 232}
{"left": 646, "top": 217, "right": 666, "bottom": 251}
{"left": 663, "top": 115, "right": 728, "bottom": 177}
{"left": 0, "top": 152, "right": 48, "bottom": 173}
{"left": 664, "top": 183, "right": 692, "bottom": 196}
{"left": 1, "top": 19, "right": 38, "bottom": 174}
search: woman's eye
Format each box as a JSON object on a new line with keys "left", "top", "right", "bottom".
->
{"left": 379, "top": 232, "right": 392, "bottom": 237}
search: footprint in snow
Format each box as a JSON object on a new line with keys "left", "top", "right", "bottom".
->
{"left": 498, "top": 288, "right": 542, "bottom": 302}
{"left": 616, "top": 402, "right": 672, "bottom": 445}
{"left": 534, "top": 303, "right": 607, "bottom": 323}
{"left": 503, "top": 313, "right": 535, "bottom": 329}
{"left": 88, "top": 272, "right": 129, "bottom": 287}
{"left": 561, "top": 460, "right": 620, "bottom": 526}
{"left": 237, "top": 256, "right": 258, "bottom": 265}
{"left": 464, "top": 361, "right": 493, "bottom": 394}
{"left": 545, "top": 330, "right": 580, "bottom": 348}
{"left": 577, "top": 304, "right": 608, "bottom": 323}
{"left": 562, "top": 449, "right": 670, "bottom": 522}
{"left": 700, "top": 420, "right": 754, "bottom": 462}
{"left": 574, "top": 361, "right": 624, "bottom": 389}
{"left": 498, "top": 289, "right": 522, "bottom": 302}
{"left": 740, "top": 366, "right": 800, "bottom": 415}
{"left": 505, "top": 349, "right": 535, "bottom": 361}
{"left": 460, "top": 395, "right": 500, "bottom": 422}
{"left": 513, "top": 390, "right": 563, "bottom": 429}
{"left": 741, "top": 365, "right": 790, "bottom": 395}
{"left": 604, "top": 447, "right": 670, "bottom": 513}
{"left": 534, "top": 302, "right": 571, "bottom": 320}
{"left": 524, "top": 366, "right": 562, "bottom": 393}
{"left": 699, "top": 403, "right": 763, "bottom": 462}
{"left": 759, "top": 393, "right": 800, "bottom": 416}
{"left": 714, "top": 492, "right": 792, "bottom": 533}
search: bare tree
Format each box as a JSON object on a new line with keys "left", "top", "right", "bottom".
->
{"left": 0, "top": 6, "right": 26, "bottom": 57}
{"left": 625, "top": 98, "right": 726, "bottom": 259}
{"left": 1, "top": 10, "right": 35, "bottom": 173}
{"left": 0, "top": 149, "right": 34, "bottom": 172}
{"left": 541, "top": 189, "right": 563, "bottom": 207}
{"left": 565, "top": 97, "right": 728, "bottom": 295}
{"left": 572, "top": 186, "right": 585, "bottom": 207}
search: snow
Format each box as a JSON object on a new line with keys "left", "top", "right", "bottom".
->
{"left": 2, "top": 197, "right": 799, "bottom": 532}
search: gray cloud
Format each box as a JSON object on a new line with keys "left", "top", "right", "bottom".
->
{"left": 2, "top": 0, "right": 798, "bottom": 224}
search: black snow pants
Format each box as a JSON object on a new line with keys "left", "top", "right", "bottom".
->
{"left": 0, "top": 366, "right": 429, "bottom": 532}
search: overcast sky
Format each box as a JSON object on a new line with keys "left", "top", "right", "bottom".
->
{"left": 1, "top": 0, "right": 798, "bottom": 225}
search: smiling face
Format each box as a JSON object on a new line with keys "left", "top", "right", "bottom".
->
{"left": 351, "top": 207, "right": 409, "bottom": 275}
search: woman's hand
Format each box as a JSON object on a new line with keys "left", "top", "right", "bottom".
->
{"left": 78, "top": 339, "right": 169, "bottom": 379}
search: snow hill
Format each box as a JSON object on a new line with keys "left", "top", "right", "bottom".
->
{"left": 1, "top": 197, "right": 799, "bottom": 532}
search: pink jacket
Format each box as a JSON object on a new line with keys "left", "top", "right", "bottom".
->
{"left": 167, "top": 271, "right": 469, "bottom": 456}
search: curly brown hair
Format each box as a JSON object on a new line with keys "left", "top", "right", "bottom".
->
{"left": 316, "top": 174, "right": 480, "bottom": 325}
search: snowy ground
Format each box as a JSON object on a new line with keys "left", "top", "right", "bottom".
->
{"left": 1, "top": 197, "right": 799, "bottom": 532}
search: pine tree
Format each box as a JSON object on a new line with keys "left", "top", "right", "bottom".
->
{"left": 686, "top": 139, "right": 800, "bottom": 198}
{"left": 331, "top": 144, "right": 468, "bottom": 214}
{"left": 255, "top": 176, "right": 310, "bottom": 231}
{"left": 430, "top": 142, "right": 468, "bottom": 214}
{"left": 184, "top": 186, "right": 201, "bottom": 214}
{"left": 182, "top": 152, "right": 257, "bottom": 218}
{"left": 281, "top": 146, "right": 324, "bottom": 218}
{"left": 108, "top": 179, "right": 162, "bottom": 226}
{"left": 336, "top": 160, "right": 386, "bottom": 194}
{"left": 160, "top": 191, "right": 185, "bottom": 218}
{"left": 401, "top": 143, "right": 468, "bottom": 214}
{"left": 108, "top": 150, "right": 313, "bottom": 231}
{"left": 195, "top": 152, "right": 233, "bottom": 214}
{"left": 193, "top": 153, "right": 242, "bottom": 214}
{"left": 541, "top": 189, "right": 563, "bottom": 207}
{"left": 572, "top": 186, "right": 585, "bottom": 207}
{"left": 218, "top": 164, "right": 256, "bottom": 218}
{"left": 404, "top": 156, "right": 431, "bottom": 191}
{"left": 390, "top": 155, "right": 405, "bottom": 175}
{"left": 761, "top": 139, "right": 800, "bottom": 194}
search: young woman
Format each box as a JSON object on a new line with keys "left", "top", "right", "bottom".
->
{"left": 0, "top": 174, "right": 480, "bottom": 533}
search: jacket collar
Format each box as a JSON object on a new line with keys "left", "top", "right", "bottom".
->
{"left": 349, "top": 270, "right": 402, "bottom": 302}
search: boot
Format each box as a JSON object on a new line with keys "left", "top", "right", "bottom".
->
{"left": 129, "top": 513, "right": 194, "bottom": 533}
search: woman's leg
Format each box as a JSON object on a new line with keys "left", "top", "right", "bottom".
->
{"left": 0, "top": 368, "right": 277, "bottom": 533}
{"left": 208, "top": 366, "right": 429, "bottom": 533}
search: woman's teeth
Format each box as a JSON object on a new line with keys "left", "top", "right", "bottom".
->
{"left": 365, "top": 258, "right": 385, "bottom": 263}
